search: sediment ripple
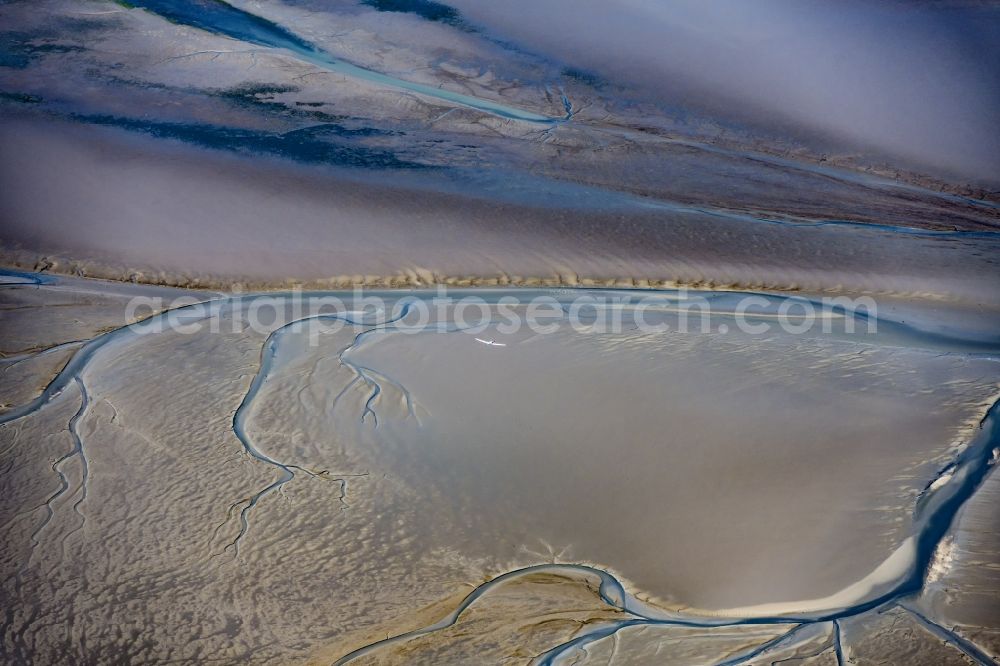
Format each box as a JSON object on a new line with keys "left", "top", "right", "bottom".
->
{"left": 1, "top": 274, "right": 998, "bottom": 663}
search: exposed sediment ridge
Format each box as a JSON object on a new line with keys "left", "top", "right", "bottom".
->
{"left": 0, "top": 253, "right": 988, "bottom": 305}
{"left": 4, "top": 112, "right": 999, "bottom": 309}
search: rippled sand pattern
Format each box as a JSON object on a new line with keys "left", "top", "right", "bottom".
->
{"left": 1, "top": 274, "right": 997, "bottom": 664}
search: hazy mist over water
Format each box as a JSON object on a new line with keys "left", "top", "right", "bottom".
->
{"left": 448, "top": 0, "right": 1000, "bottom": 180}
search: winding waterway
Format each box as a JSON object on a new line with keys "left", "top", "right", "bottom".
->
{"left": 120, "top": 0, "right": 556, "bottom": 123}
{"left": 1, "top": 274, "right": 998, "bottom": 663}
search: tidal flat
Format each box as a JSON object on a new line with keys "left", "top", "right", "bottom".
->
{"left": 2, "top": 0, "right": 1000, "bottom": 299}
{"left": 1, "top": 273, "right": 998, "bottom": 664}
{"left": 1, "top": 0, "right": 999, "bottom": 663}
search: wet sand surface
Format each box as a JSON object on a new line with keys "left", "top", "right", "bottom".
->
{"left": 1, "top": 0, "right": 999, "bottom": 299}
{"left": 1, "top": 273, "right": 997, "bottom": 664}
{"left": 2, "top": 0, "right": 999, "bottom": 663}
{"left": 2, "top": 116, "right": 999, "bottom": 305}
